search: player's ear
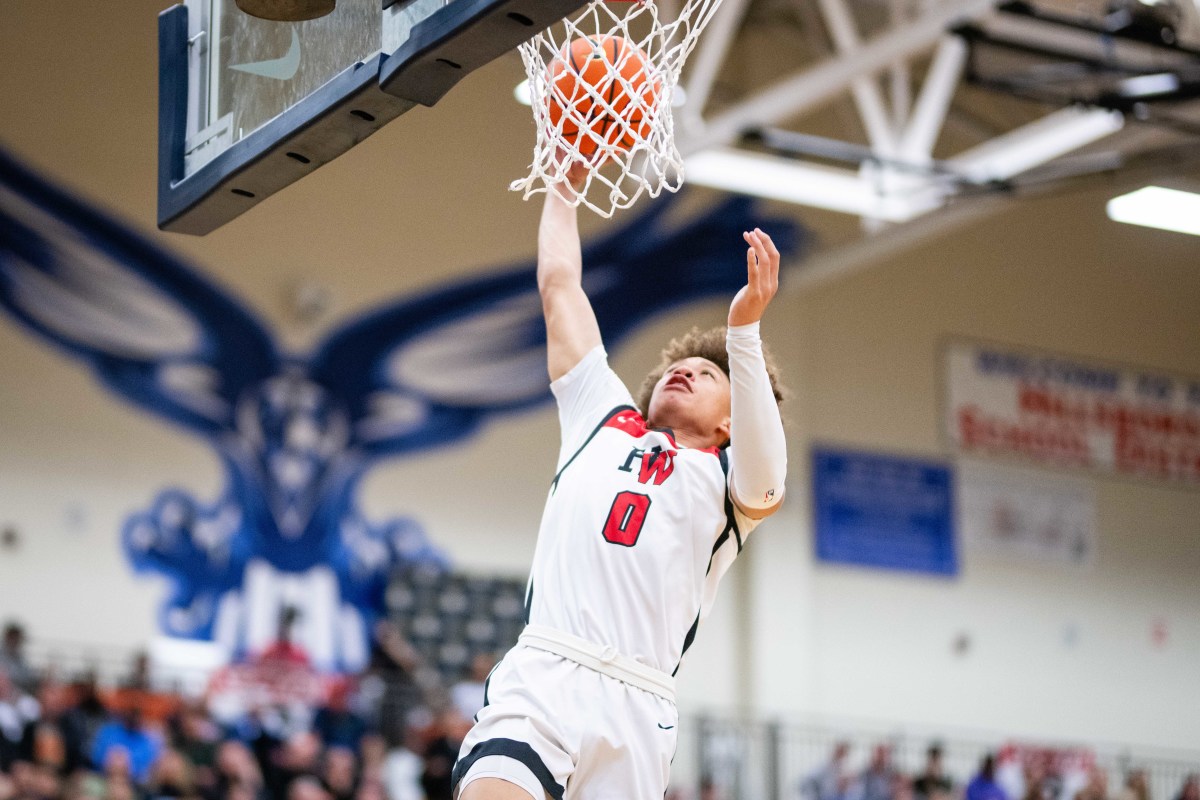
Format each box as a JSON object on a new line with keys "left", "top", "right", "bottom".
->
{"left": 716, "top": 415, "right": 731, "bottom": 445}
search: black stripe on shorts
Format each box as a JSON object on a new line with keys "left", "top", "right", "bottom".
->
{"left": 451, "top": 737, "right": 564, "bottom": 800}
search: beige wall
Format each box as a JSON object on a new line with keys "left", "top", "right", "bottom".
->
{"left": 1, "top": 1, "right": 1198, "bottom": 752}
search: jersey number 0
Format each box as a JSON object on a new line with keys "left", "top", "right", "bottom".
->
{"left": 601, "top": 491, "right": 651, "bottom": 547}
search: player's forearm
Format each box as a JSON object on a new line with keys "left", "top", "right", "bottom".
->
{"left": 538, "top": 185, "right": 602, "bottom": 381}
{"left": 537, "top": 184, "right": 583, "bottom": 296}
{"left": 728, "top": 322, "right": 786, "bottom": 511}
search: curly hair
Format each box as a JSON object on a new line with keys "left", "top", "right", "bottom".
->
{"left": 635, "top": 326, "right": 785, "bottom": 424}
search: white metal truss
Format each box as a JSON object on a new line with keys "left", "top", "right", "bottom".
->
{"left": 672, "top": 0, "right": 1200, "bottom": 273}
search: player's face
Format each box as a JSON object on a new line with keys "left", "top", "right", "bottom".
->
{"left": 647, "top": 357, "right": 731, "bottom": 445}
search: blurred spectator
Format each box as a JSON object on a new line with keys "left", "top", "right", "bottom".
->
{"left": 449, "top": 653, "right": 495, "bottom": 722}
{"left": 100, "top": 746, "right": 139, "bottom": 800}
{"left": 420, "top": 708, "right": 472, "bottom": 800}
{"left": 1174, "top": 776, "right": 1199, "bottom": 800}
{"left": 257, "top": 609, "right": 310, "bottom": 670}
{"left": 354, "top": 734, "right": 385, "bottom": 788}
{"left": 172, "top": 704, "right": 220, "bottom": 794}
{"left": 146, "top": 748, "right": 198, "bottom": 799}
{"left": 32, "top": 680, "right": 87, "bottom": 776}
{"left": 312, "top": 684, "right": 366, "bottom": 751}
{"left": 1074, "top": 768, "right": 1109, "bottom": 800}
{"left": 802, "top": 741, "right": 853, "bottom": 800}
{"left": 1117, "top": 770, "right": 1150, "bottom": 800}
{"left": 0, "top": 668, "right": 39, "bottom": 771}
{"left": 913, "top": 743, "right": 955, "bottom": 800}
{"left": 1021, "top": 754, "right": 1052, "bottom": 800}
{"left": 65, "top": 675, "right": 107, "bottom": 755}
{"left": 352, "top": 779, "right": 386, "bottom": 800}
{"left": 107, "top": 653, "right": 181, "bottom": 728}
{"left": 64, "top": 770, "right": 108, "bottom": 800}
{"left": 383, "top": 731, "right": 424, "bottom": 800}
{"left": 858, "top": 744, "right": 900, "bottom": 800}
{"left": 264, "top": 731, "right": 322, "bottom": 799}
{"left": 365, "top": 622, "right": 422, "bottom": 745}
{"left": 28, "top": 724, "right": 69, "bottom": 779}
{"left": 9, "top": 760, "right": 61, "bottom": 800}
{"left": 287, "top": 775, "right": 331, "bottom": 800}
{"left": 319, "top": 747, "right": 357, "bottom": 800}
{"left": 213, "top": 739, "right": 265, "bottom": 800}
{"left": 123, "top": 652, "right": 152, "bottom": 692}
{"left": 0, "top": 625, "right": 35, "bottom": 695}
{"left": 90, "top": 708, "right": 162, "bottom": 784}
{"left": 967, "top": 755, "right": 1009, "bottom": 800}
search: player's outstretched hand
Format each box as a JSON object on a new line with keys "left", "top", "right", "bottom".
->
{"left": 728, "top": 228, "right": 780, "bottom": 327}
{"left": 551, "top": 146, "right": 589, "bottom": 194}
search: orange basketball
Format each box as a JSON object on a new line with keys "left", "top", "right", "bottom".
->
{"left": 546, "top": 35, "right": 660, "bottom": 161}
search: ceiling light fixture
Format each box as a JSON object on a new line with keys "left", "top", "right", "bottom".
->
{"left": 1106, "top": 185, "right": 1200, "bottom": 237}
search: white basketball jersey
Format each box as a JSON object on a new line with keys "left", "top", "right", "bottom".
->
{"left": 525, "top": 347, "right": 760, "bottom": 676}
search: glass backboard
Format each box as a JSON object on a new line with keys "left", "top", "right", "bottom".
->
{"left": 159, "top": 0, "right": 589, "bottom": 234}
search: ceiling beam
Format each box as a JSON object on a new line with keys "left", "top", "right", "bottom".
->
{"left": 679, "top": 0, "right": 1000, "bottom": 155}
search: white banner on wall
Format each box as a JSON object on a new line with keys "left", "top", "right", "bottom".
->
{"left": 957, "top": 459, "right": 1096, "bottom": 567}
{"left": 943, "top": 340, "right": 1200, "bottom": 485}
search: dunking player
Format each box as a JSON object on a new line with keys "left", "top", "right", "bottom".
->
{"left": 452, "top": 166, "right": 788, "bottom": 800}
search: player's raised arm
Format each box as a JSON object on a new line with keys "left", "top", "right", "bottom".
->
{"left": 538, "top": 164, "right": 603, "bottom": 382}
{"left": 727, "top": 228, "right": 787, "bottom": 519}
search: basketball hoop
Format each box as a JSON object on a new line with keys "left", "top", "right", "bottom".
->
{"left": 510, "top": 0, "right": 725, "bottom": 218}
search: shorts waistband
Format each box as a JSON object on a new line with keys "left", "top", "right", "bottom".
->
{"left": 517, "top": 624, "right": 676, "bottom": 702}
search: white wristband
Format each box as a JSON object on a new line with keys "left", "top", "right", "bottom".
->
{"left": 727, "top": 322, "right": 787, "bottom": 510}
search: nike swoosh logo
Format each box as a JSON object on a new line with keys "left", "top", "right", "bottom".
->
{"left": 230, "top": 28, "right": 301, "bottom": 80}
{"left": 657, "top": 723, "right": 675, "bottom": 730}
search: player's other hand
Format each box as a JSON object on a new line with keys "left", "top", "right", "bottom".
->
{"left": 728, "top": 228, "right": 780, "bottom": 327}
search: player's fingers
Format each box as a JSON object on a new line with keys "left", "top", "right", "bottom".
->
{"left": 755, "top": 229, "right": 780, "bottom": 290}
{"left": 747, "top": 232, "right": 770, "bottom": 289}
{"left": 757, "top": 229, "right": 781, "bottom": 268}
{"left": 750, "top": 229, "right": 779, "bottom": 292}
{"left": 744, "top": 232, "right": 760, "bottom": 275}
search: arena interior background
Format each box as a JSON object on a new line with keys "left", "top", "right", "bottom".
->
{"left": 0, "top": 0, "right": 1198, "bottom": 753}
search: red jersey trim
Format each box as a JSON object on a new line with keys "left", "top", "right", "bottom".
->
{"left": 603, "top": 411, "right": 721, "bottom": 457}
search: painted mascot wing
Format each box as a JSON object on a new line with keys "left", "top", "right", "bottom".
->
{"left": 0, "top": 148, "right": 278, "bottom": 435}
{"left": 310, "top": 194, "right": 803, "bottom": 458}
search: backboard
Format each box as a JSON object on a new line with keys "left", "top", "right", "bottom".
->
{"left": 158, "top": 0, "right": 590, "bottom": 234}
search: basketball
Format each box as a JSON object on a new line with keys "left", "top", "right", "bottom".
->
{"left": 546, "top": 35, "right": 661, "bottom": 161}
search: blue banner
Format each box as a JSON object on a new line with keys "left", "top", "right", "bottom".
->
{"left": 812, "top": 446, "right": 957, "bottom": 576}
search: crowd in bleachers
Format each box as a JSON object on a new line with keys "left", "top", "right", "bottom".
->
{"left": 0, "top": 619, "right": 492, "bottom": 800}
{"left": 2, "top": 616, "right": 1198, "bottom": 800}
{"left": 792, "top": 742, "right": 1199, "bottom": 800}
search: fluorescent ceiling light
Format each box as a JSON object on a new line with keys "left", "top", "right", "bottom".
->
{"left": 514, "top": 78, "right": 532, "bottom": 106}
{"left": 684, "top": 148, "right": 938, "bottom": 221}
{"left": 1117, "top": 72, "right": 1180, "bottom": 98}
{"left": 1106, "top": 186, "right": 1200, "bottom": 237}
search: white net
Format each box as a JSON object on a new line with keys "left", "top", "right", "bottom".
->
{"left": 510, "top": 0, "right": 725, "bottom": 217}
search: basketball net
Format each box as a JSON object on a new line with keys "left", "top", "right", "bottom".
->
{"left": 510, "top": 0, "right": 725, "bottom": 218}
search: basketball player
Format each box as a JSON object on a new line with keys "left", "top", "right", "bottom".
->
{"left": 452, "top": 166, "right": 787, "bottom": 800}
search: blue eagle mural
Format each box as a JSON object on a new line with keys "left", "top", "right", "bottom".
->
{"left": 0, "top": 147, "right": 802, "bottom": 672}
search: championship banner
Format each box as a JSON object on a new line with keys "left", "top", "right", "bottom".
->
{"left": 944, "top": 340, "right": 1200, "bottom": 485}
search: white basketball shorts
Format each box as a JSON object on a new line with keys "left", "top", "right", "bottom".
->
{"left": 451, "top": 643, "right": 680, "bottom": 800}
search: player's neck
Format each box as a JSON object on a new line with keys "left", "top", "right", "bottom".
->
{"left": 671, "top": 427, "right": 720, "bottom": 450}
